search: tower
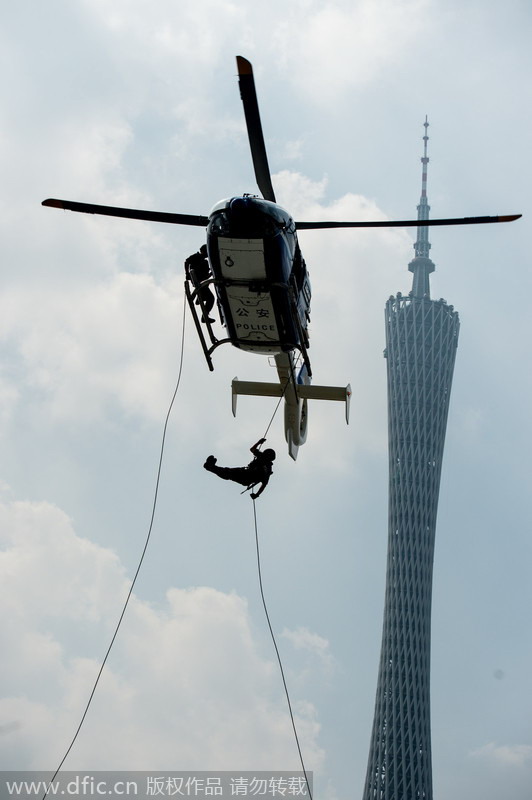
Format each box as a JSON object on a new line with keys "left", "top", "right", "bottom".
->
{"left": 362, "top": 120, "right": 460, "bottom": 800}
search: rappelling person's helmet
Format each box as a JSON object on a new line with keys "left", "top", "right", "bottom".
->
{"left": 263, "top": 448, "right": 276, "bottom": 461}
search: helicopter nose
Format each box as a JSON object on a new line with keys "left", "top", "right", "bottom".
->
{"left": 228, "top": 196, "right": 262, "bottom": 232}
{"left": 229, "top": 196, "right": 252, "bottom": 216}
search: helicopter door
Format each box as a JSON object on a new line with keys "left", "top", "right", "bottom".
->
{"left": 218, "top": 237, "right": 281, "bottom": 352}
{"left": 218, "top": 237, "right": 266, "bottom": 279}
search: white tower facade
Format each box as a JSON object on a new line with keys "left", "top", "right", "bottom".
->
{"left": 362, "top": 120, "right": 459, "bottom": 800}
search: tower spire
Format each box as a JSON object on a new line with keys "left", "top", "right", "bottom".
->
{"left": 409, "top": 116, "right": 435, "bottom": 297}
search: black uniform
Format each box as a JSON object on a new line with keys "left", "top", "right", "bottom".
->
{"left": 204, "top": 439, "right": 275, "bottom": 499}
{"left": 185, "top": 245, "right": 215, "bottom": 321}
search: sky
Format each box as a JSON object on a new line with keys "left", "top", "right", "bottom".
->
{"left": 1, "top": 1, "right": 531, "bottom": 798}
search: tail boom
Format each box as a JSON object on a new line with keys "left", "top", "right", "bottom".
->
{"left": 231, "top": 377, "right": 351, "bottom": 460}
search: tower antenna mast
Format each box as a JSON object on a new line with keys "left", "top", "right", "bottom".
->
{"left": 409, "top": 116, "right": 435, "bottom": 297}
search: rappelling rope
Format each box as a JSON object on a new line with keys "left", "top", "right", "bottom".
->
{"left": 261, "top": 354, "right": 299, "bottom": 440}
{"left": 262, "top": 384, "right": 286, "bottom": 440}
{"left": 240, "top": 358, "right": 296, "bottom": 495}
{"left": 41, "top": 294, "right": 188, "bottom": 800}
{"left": 251, "top": 499, "right": 313, "bottom": 800}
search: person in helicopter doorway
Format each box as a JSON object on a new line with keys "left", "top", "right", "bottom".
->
{"left": 184, "top": 244, "right": 216, "bottom": 323}
{"left": 203, "top": 439, "right": 276, "bottom": 499}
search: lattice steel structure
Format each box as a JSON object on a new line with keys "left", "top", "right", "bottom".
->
{"left": 362, "top": 120, "right": 459, "bottom": 800}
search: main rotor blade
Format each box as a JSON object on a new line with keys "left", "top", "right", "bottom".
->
{"left": 295, "top": 214, "right": 521, "bottom": 230}
{"left": 236, "top": 56, "right": 276, "bottom": 204}
{"left": 42, "top": 198, "right": 209, "bottom": 227}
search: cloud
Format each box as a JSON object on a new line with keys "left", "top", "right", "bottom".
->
{"left": 1, "top": 272, "right": 184, "bottom": 424}
{"left": 470, "top": 742, "right": 532, "bottom": 768}
{"left": 0, "top": 496, "right": 324, "bottom": 771}
{"left": 282, "top": 627, "right": 336, "bottom": 675}
{"left": 272, "top": 0, "right": 432, "bottom": 103}
{"left": 0, "top": 373, "right": 19, "bottom": 433}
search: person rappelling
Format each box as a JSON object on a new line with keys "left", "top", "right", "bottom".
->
{"left": 203, "top": 439, "right": 276, "bottom": 499}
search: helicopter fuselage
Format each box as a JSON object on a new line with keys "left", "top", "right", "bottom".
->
{"left": 205, "top": 195, "right": 311, "bottom": 358}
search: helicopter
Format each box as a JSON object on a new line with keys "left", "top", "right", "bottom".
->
{"left": 43, "top": 56, "right": 521, "bottom": 460}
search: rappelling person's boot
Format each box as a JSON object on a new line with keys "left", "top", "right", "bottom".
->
{"left": 204, "top": 455, "right": 217, "bottom": 471}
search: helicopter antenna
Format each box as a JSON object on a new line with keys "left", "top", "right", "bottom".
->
{"left": 408, "top": 116, "right": 435, "bottom": 298}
